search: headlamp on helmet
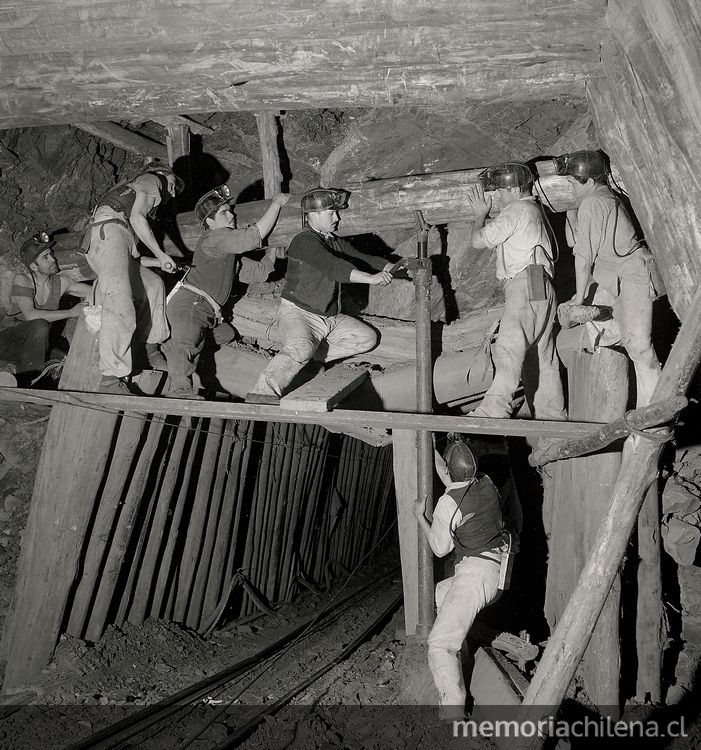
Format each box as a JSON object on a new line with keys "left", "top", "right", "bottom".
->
{"left": 553, "top": 150, "right": 608, "bottom": 182}
{"left": 20, "top": 231, "right": 55, "bottom": 267}
{"left": 301, "top": 188, "right": 350, "bottom": 213}
{"left": 195, "top": 184, "right": 232, "bottom": 225}
{"left": 442, "top": 435, "right": 477, "bottom": 483}
{"left": 478, "top": 163, "right": 533, "bottom": 192}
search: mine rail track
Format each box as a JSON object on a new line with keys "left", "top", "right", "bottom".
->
{"left": 61, "top": 568, "right": 402, "bottom": 750}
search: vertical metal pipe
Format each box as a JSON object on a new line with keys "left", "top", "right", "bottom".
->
{"left": 413, "top": 210, "right": 434, "bottom": 638}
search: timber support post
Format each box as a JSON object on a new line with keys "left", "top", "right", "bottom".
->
{"left": 510, "top": 281, "right": 701, "bottom": 749}
{"left": 413, "top": 210, "right": 435, "bottom": 638}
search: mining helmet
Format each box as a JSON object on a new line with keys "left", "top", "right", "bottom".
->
{"left": 443, "top": 435, "right": 477, "bottom": 483}
{"left": 478, "top": 162, "right": 533, "bottom": 192}
{"left": 553, "top": 150, "right": 608, "bottom": 182}
{"left": 145, "top": 162, "right": 185, "bottom": 196}
{"left": 301, "top": 188, "right": 350, "bottom": 213}
{"left": 195, "top": 185, "right": 232, "bottom": 225}
{"left": 20, "top": 231, "right": 55, "bottom": 267}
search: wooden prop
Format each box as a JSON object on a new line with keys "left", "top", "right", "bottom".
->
{"left": 511, "top": 279, "right": 701, "bottom": 748}
{"left": 529, "top": 396, "right": 687, "bottom": 466}
{"left": 255, "top": 111, "right": 283, "bottom": 198}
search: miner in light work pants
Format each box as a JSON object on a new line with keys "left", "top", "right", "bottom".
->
{"left": 466, "top": 163, "right": 566, "bottom": 421}
{"left": 85, "top": 168, "right": 181, "bottom": 394}
{"left": 246, "top": 188, "right": 394, "bottom": 403}
{"left": 414, "top": 436, "right": 520, "bottom": 720}
{"left": 555, "top": 149, "right": 661, "bottom": 407}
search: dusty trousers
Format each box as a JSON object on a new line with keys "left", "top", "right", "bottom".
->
{"left": 86, "top": 206, "right": 169, "bottom": 377}
{"left": 427, "top": 552, "right": 501, "bottom": 720}
{"left": 586, "top": 279, "right": 661, "bottom": 407}
{"left": 250, "top": 299, "right": 377, "bottom": 397}
{"left": 164, "top": 288, "right": 236, "bottom": 393}
{"left": 474, "top": 270, "right": 566, "bottom": 420}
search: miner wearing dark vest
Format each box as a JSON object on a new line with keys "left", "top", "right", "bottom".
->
{"left": 413, "top": 435, "right": 521, "bottom": 721}
{"left": 0, "top": 231, "right": 92, "bottom": 383}
{"left": 84, "top": 164, "right": 181, "bottom": 394}
{"left": 163, "top": 186, "right": 290, "bottom": 399}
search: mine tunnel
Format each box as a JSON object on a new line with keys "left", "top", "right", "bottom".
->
{"left": 1, "top": 1, "right": 701, "bottom": 748}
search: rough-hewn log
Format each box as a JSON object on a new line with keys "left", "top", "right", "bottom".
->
{"left": 529, "top": 396, "right": 687, "bottom": 467}
{"left": 0, "top": 0, "right": 606, "bottom": 128}
{"left": 0, "top": 314, "right": 120, "bottom": 691}
{"left": 510, "top": 278, "right": 701, "bottom": 748}
{"left": 588, "top": 0, "right": 701, "bottom": 319}
{"left": 73, "top": 121, "right": 167, "bottom": 159}
{"left": 168, "top": 164, "right": 582, "bottom": 255}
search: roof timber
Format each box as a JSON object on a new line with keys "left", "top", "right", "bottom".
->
{"left": 0, "top": 0, "right": 607, "bottom": 128}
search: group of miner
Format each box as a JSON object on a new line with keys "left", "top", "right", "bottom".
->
{"left": 0, "top": 149, "right": 664, "bottom": 719}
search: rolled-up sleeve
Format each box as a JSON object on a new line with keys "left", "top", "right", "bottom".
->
{"left": 428, "top": 494, "right": 459, "bottom": 557}
{"left": 237, "top": 255, "right": 274, "bottom": 284}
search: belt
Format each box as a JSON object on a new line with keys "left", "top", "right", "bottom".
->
{"left": 168, "top": 282, "right": 223, "bottom": 323}
{"left": 80, "top": 212, "right": 134, "bottom": 253}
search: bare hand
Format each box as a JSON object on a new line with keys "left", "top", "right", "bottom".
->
{"left": 69, "top": 302, "right": 88, "bottom": 317}
{"left": 370, "top": 270, "right": 393, "bottom": 287}
{"left": 273, "top": 193, "right": 291, "bottom": 208}
{"left": 413, "top": 496, "right": 426, "bottom": 519}
{"left": 466, "top": 183, "right": 491, "bottom": 218}
{"left": 159, "top": 256, "right": 177, "bottom": 274}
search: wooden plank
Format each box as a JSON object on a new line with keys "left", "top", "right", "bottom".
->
{"left": 0, "top": 315, "right": 121, "bottom": 691}
{"left": 279, "top": 366, "right": 369, "bottom": 412}
{"left": 0, "top": 0, "right": 605, "bottom": 128}
{"left": 255, "top": 111, "right": 283, "bottom": 199}
{"left": 0, "top": 386, "right": 607, "bottom": 440}
{"left": 73, "top": 121, "right": 168, "bottom": 159}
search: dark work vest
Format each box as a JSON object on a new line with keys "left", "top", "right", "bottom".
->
{"left": 448, "top": 474, "right": 506, "bottom": 562}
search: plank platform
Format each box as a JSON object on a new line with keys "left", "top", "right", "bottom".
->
{"left": 279, "top": 366, "right": 369, "bottom": 412}
{"left": 0, "top": 387, "right": 606, "bottom": 440}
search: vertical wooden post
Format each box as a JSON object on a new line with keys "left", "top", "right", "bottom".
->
{"left": 255, "top": 111, "right": 283, "bottom": 198}
{"left": 393, "top": 429, "right": 420, "bottom": 636}
{"left": 636, "top": 481, "right": 663, "bottom": 702}
{"left": 165, "top": 122, "right": 190, "bottom": 165}
{"left": 0, "top": 315, "right": 121, "bottom": 690}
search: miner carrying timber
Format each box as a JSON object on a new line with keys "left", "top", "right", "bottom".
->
{"left": 465, "top": 163, "right": 566, "bottom": 420}
{"left": 83, "top": 163, "right": 182, "bottom": 394}
{"left": 0, "top": 231, "right": 92, "bottom": 383}
{"left": 246, "top": 188, "right": 394, "bottom": 404}
{"left": 413, "top": 435, "right": 520, "bottom": 721}
{"left": 556, "top": 150, "right": 662, "bottom": 407}
{"left": 163, "top": 186, "right": 290, "bottom": 399}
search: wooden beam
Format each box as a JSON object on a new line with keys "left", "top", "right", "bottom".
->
{"left": 167, "top": 163, "right": 586, "bottom": 254}
{"left": 152, "top": 115, "right": 213, "bottom": 136}
{"left": 509, "top": 278, "right": 701, "bottom": 749}
{"left": 255, "top": 111, "right": 283, "bottom": 199}
{"left": 588, "top": 0, "right": 701, "bottom": 320}
{"left": 73, "top": 121, "right": 168, "bottom": 160}
{"left": 165, "top": 123, "right": 190, "bottom": 165}
{"left": 0, "top": 387, "right": 607, "bottom": 441}
{"left": 529, "top": 396, "right": 687, "bottom": 467}
{"left": 0, "top": 0, "right": 606, "bottom": 127}
{"left": 279, "top": 366, "right": 369, "bottom": 413}
{"left": 0, "top": 315, "right": 121, "bottom": 691}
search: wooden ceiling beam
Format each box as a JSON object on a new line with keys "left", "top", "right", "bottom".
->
{"left": 73, "top": 121, "right": 168, "bottom": 160}
{"left": 0, "top": 0, "right": 607, "bottom": 128}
